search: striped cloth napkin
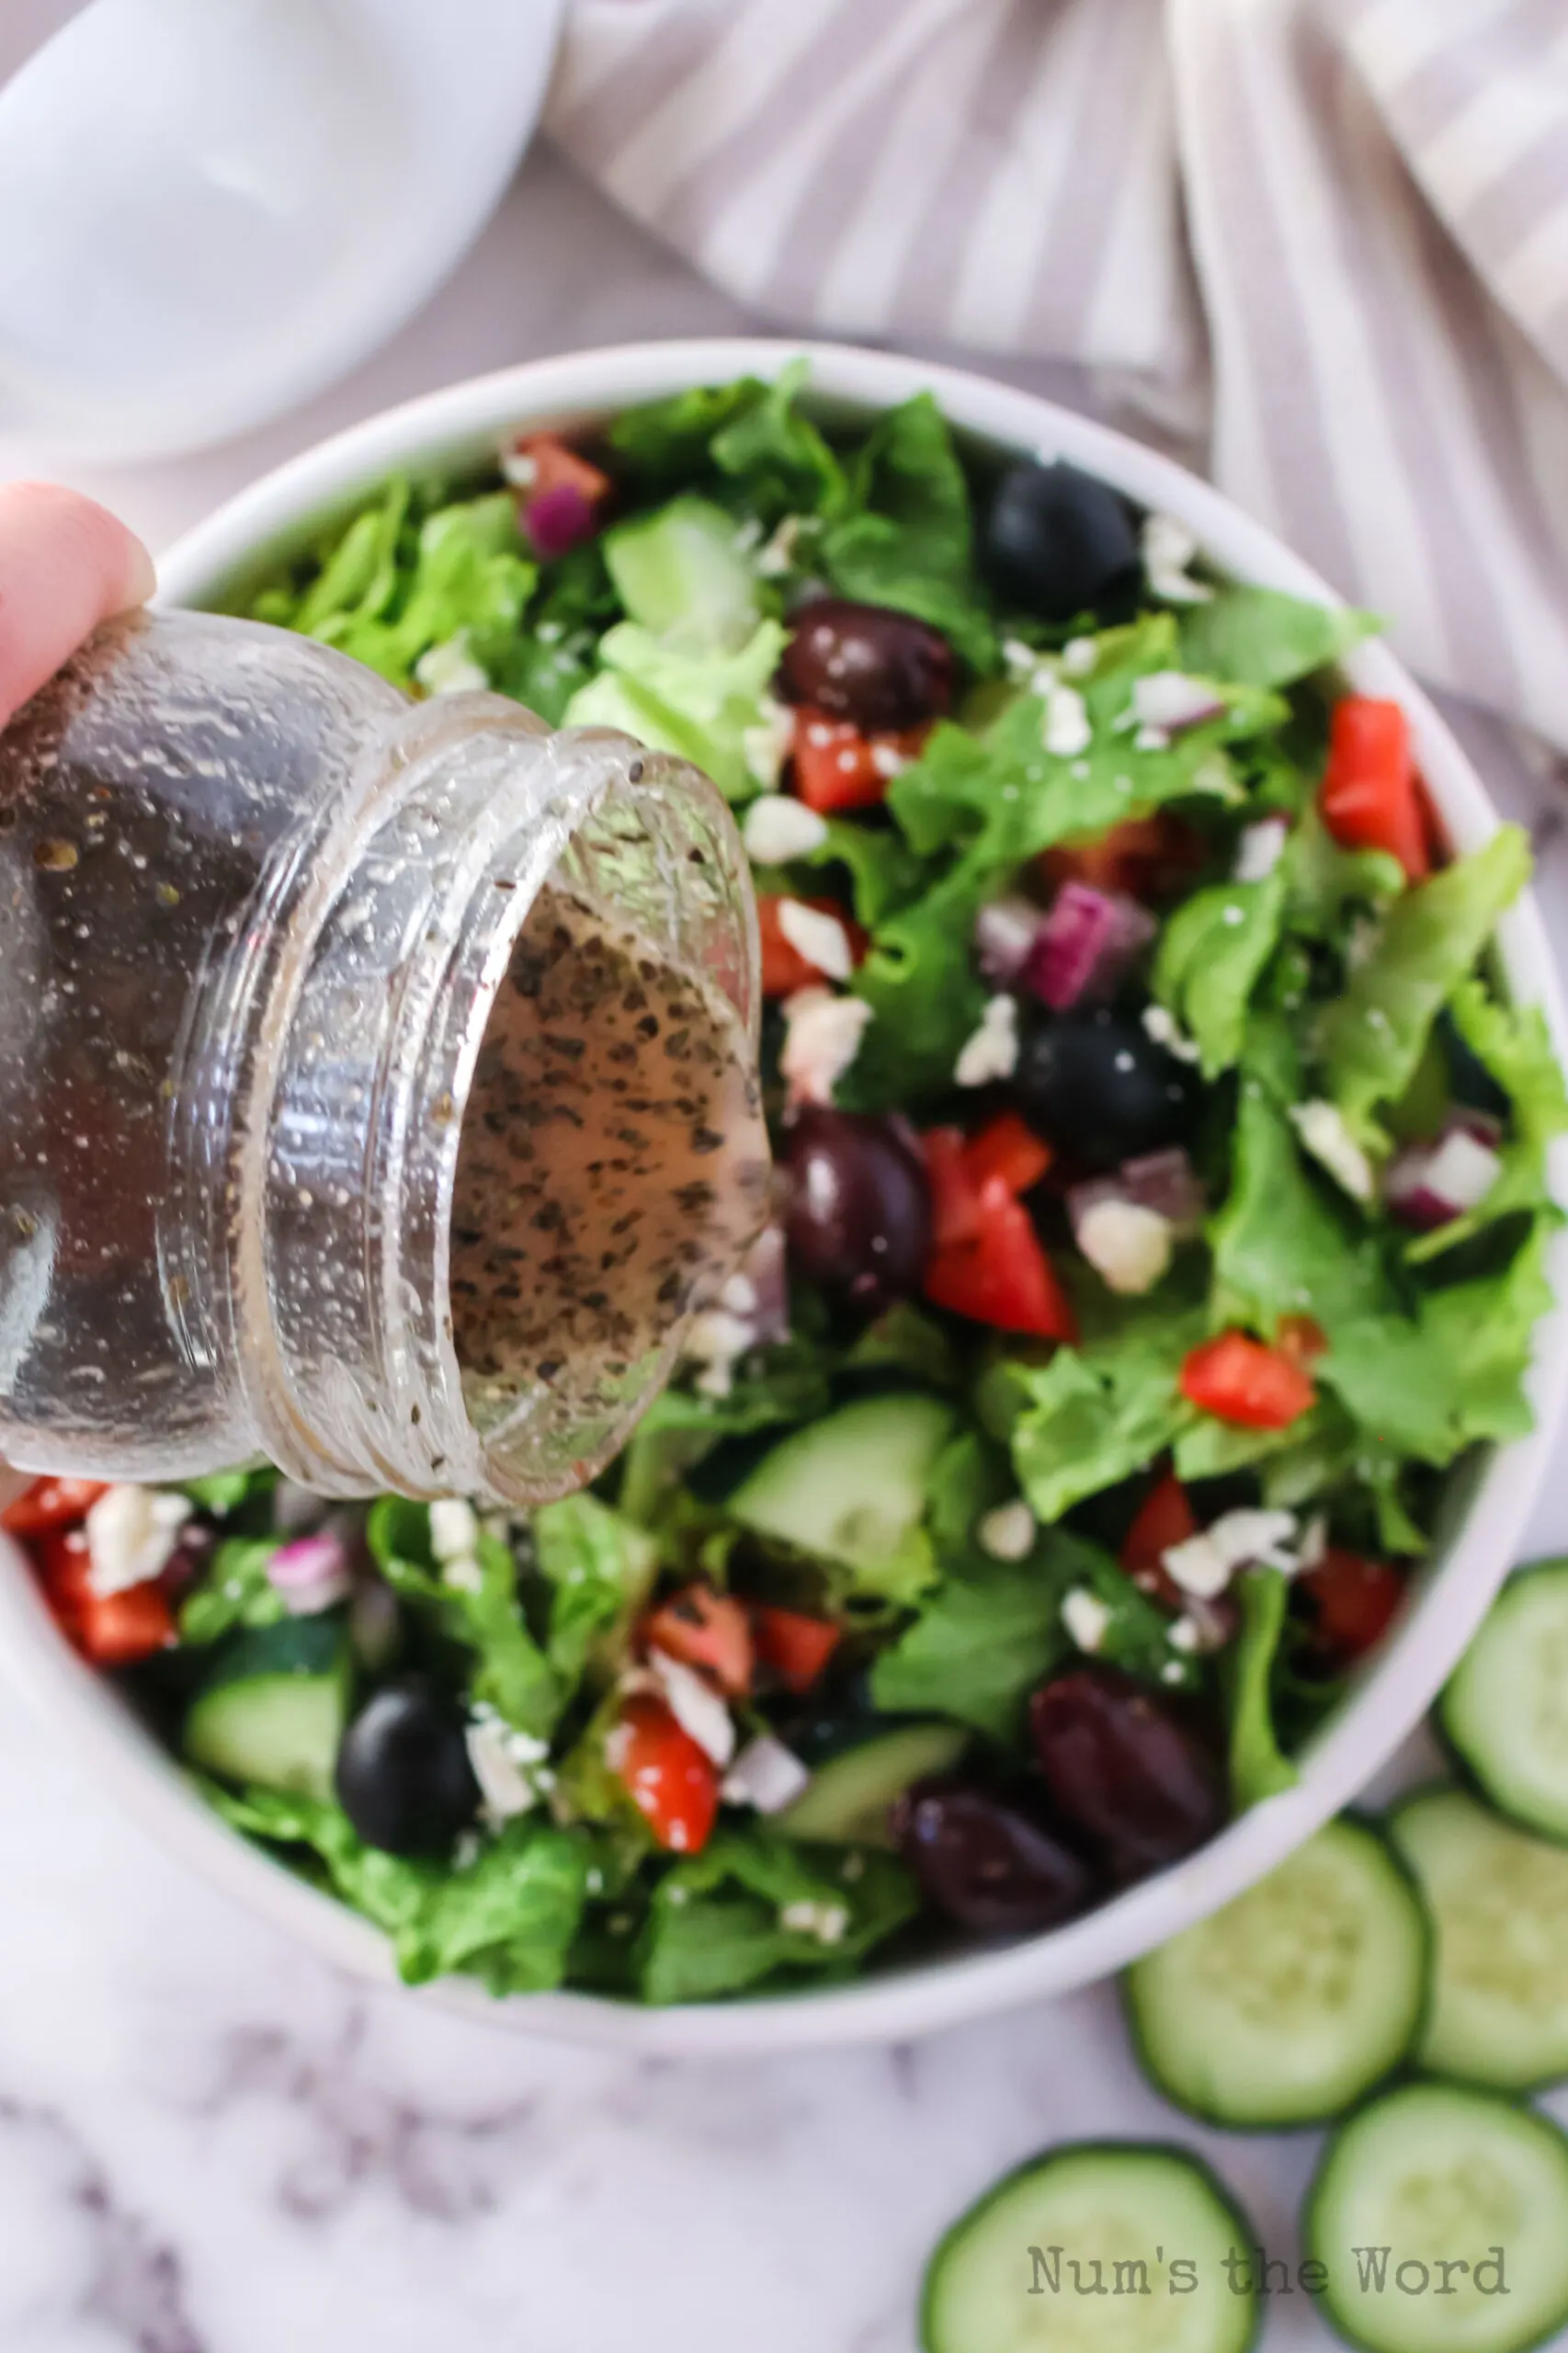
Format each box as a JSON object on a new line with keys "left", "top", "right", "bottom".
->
{"left": 549, "top": 0, "right": 1568, "bottom": 791}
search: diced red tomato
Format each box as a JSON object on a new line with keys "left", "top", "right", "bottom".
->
{"left": 1301, "top": 1548, "right": 1405, "bottom": 1662}
{"left": 1040, "top": 813, "right": 1206, "bottom": 904}
{"left": 1319, "top": 697, "right": 1428, "bottom": 881}
{"left": 925, "top": 1176, "right": 1078, "bottom": 1342}
{"left": 506, "top": 430, "right": 612, "bottom": 510}
{"left": 642, "top": 1583, "right": 754, "bottom": 1698}
{"left": 922, "top": 1128, "right": 984, "bottom": 1251}
{"left": 30, "top": 1526, "right": 176, "bottom": 1665}
{"left": 1120, "top": 1471, "right": 1199, "bottom": 1580}
{"left": 790, "top": 709, "right": 930, "bottom": 814}
{"left": 752, "top": 1603, "right": 841, "bottom": 1695}
{"left": 0, "top": 1477, "right": 108, "bottom": 1537}
{"left": 613, "top": 1694, "right": 720, "bottom": 1854}
{"left": 961, "top": 1110, "right": 1052, "bottom": 1199}
{"left": 1276, "top": 1314, "right": 1328, "bottom": 1370}
{"left": 756, "top": 892, "right": 869, "bottom": 997}
{"left": 1180, "top": 1332, "right": 1316, "bottom": 1430}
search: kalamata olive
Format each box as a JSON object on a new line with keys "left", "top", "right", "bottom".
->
{"left": 782, "top": 1107, "right": 931, "bottom": 1310}
{"left": 335, "top": 1675, "right": 480, "bottom": 1857}
{"left": 1029, "top": 1665, "right": 1226, "bottom": 1881}
{"left": 1012, "top": 1007, "right": 1201, "bottom": 1174}
{"left": 778, "top": 597, "right": 953, "bottom": 730}
{"left": 891, "top": 1777, "right": 1096, "bottom": 1934}
{"left": 982, "top": 460, "right": 1142, "bottom": 620}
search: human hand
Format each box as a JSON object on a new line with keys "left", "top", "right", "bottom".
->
{"left": 0, "top": 481, "right": 154, "bottom": 1512}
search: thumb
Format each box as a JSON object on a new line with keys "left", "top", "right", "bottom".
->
{"left": 0, "top": 481, "right": 156, "bottom": 727}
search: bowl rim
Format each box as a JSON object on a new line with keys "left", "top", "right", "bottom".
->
{"left": 6, "top": 335, "right": 1565, "bottom": 2054}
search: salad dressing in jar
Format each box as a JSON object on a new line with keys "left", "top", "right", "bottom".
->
{"left": 0, "top": 609, "right": 767, "bottom": 1504}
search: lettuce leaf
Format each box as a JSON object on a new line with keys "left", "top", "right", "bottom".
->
{"left": 710, "top": 358, "right": 846, "bottom": 521}
{"left": 1209, "top": 1084, "right": 1394, "bottom": 1336}
{"left": 366, "top": 1499, "right": 558, "bottom": 1737}
{"left": 564, "top": 617, "right": 786, "bottom": 800}
{"left": 178, "top": 1535, "right": 288, "bottom": 1646}
{"left": 636, "top": 1829, "right": 917, "bottom": 2005}
{"left": 1317, "top": 826, "right": 1530, "bottom": 1139}
{"left": 821, "top": 393, "right": 995, "bottom": 672}
{"left": 531, "top": 1495, "right": 659, "bottom": 1695}
{"left": 839, "top": 855, "right": 991, "bottom": 1112}
{"left": 1178, "top": 586, "right": 1379, "bottom": 689}
{"left": 1153, "top": 869, "right": 1288, "bottom": 1078}
{"left": 1282, "top": 803, "right": 1404, "bottom": 939}
{"left": 292, "top": 490, "right": 536, "bottom": 688}
{"left": 1405, "top": 980, "right": 1568, "bottom": 1262}
{"left": 203, "top": 1784, "right": 589, "bottom": 1992}
{"left": 1226, "top": 1567, "right": 1298, "bottom": 1808}
{"left": 1008, "top": 1301, "right": 1205, "bottom": 1522}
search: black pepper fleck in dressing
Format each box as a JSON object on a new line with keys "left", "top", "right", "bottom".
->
{"left": 449, "top": 884, "right": 769, "bottom": 1430}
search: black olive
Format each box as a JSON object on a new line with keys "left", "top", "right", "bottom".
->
{"left": 890, "top": 1777, "right": 1097, "bottom": 1933}
{"left": 982, "top": 460, "right": 1142, "bottom": 621}
{"left": 335, "top": 1675, "right": 481, "bottom": 1857}
{"left": 1012, "top": 1006, "right": 1201, "bottom": 1173}
{"left": 778, "top": 597, "right": 953, "bottom": 730}
{"left": 781, "top": 1107, "right": 931, "bottom": 1311}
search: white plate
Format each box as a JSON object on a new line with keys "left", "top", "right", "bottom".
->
{"left": 0, "top": 0, "right": 565, "bottom": 462}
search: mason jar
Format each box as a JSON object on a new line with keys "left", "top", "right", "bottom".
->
{"left": 0, "top": 610, "right": 767, "bottom": 1504}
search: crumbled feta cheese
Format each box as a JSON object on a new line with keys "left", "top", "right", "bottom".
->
{"left": 742, "top": 792, "right": 828, "bottom": 865}
{"left": 720, "top": 1271, "right": 758, "bottom": 1317}
{"left": 1142, "top": 513, "right": 1214, "bottom": 605}
{"left": 756, "top": 515, "right": 803, "bottom": 578}
{"left": 1003, "top": 637, "right": 1040, "bottom": 681}
{"left": 1291, "top": 1099, "right": 1376, "bottom": 1203}
{"left": 1043, "top": 683, "right": 1092, "bottom": 759}
{"left": 722, "top": 1736, "right": 811, "bottom": 1814}
{"left": 684, "top": 1308, "right": 756, "bottom": 1399}
{"left": 649, "top": 1650, "right": 736, "bottom": 1767}
{"left": 978, "top": 1499, "right": 1038, "bottom": 1561}
{"left": 779, "top": 987, "right": 872, "bottom": 1106}
{"left": 1142, "top": 1003, "right": 1202, "bottom": 1063}
{"left": 465, "top": 1711, "right": 547, "bottom": 1824}
{"left": 1062, "top": 1586, "right": 1112, "bottom": 1654}
{"left": 414, "top": 634, "right": 488, "bottom": 697}
{"left": 1234, "top": 818, "right": 1290, "bottom": 882}
{"left": 869, "top": 739, "right": 910, "bottom": 779}
{"left": 742, "top": 696, "right": 797, "bottom": 790}
{"left": 429, "top": 1498, "right": 481, "bottom": 1563}
{"left": 1076, "top": 1199, "right": 1174, "bottom": 1296}
{"left": 442, "top": 1556, "right": 485, "bottom": 1597}
{"left": 777, "top": 898, "right": 854, "bottom": 983}
{"left": 1423, "top": 1127, "right": 1502, "bottom": 1212}
{"left": 955, "top": 994, "right": 1019, "bottom": 1087}
{"left": 1298, "top": 1515, "right": 1328, "bottom": 1573}
{"left": 1161, "top": 1661, "right": 1187, "bottom": 1686}
{"left": 1132, "top": 671, "right": 1223, "bottom": 736}
{"left": 83, "top": 1485, "right": 191, "bottom": 1597}
{"left": 1061, "top": 635, "right": 1099, "bottom": 676}
{"left": 1167, "top": 1615, "right": 1203, "bottom": 1654}
{"left": 1163, "top": 1507, "right": 1300, "bottom": 1598}
{"left": 779, "top": 1898, "right": 849, "bottom": 1945}
{"left": 499, "top": 444, "right": 538, "bottom": 489}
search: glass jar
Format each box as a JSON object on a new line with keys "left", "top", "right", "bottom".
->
{"left": 0, "top": 610, "right": 767, "bottom": 1504}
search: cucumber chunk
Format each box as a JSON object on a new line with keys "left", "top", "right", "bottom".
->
{"left": 922, "top": 2142, "right": 1257, "bottom": 2353}
{"left": 728, "top": 1393, "right": 955, "bottom": 1600}
{"left": 1306, "top": 2083, "right": 1568, "bottom": 2353}
{"left": 777, "top": 1721, "right": 968, "bottom": 1848}
{"left": 1390, "top": 1785, "right": 1568, "bottom": 2091}
{"left": 1125, "top": 1818, "right": 1427, "bottom": 2128}
{"left": 183, "top": 1617, "right": 348, "bottom": 1803}
{"left": 602, "top": 496, "right": 758, "bottom": 654}
{"left": 1440, "top": 1559, "right": 1568, "bottom": 1841}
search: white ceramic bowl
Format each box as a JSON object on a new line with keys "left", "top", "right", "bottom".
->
{"left": 4, "top": 339, "right": 1566, "bottom": 2053}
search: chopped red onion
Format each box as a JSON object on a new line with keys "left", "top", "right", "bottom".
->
{"left": 1385, "top": 1115, "right": 1504, "bottom": 1232}
{"left": 1023, "top": 883, "right": 1156, "bottom": 1011}
{"left": 973, "top": 895, "right": 1046, "bottom": 984}
{"left": 524, "top": 483, "right": 599, "bottom": 559}
{"left": 1068, "top": 1149, "right": 1206, "bottom": 1244}
{"left": 266, "top": 1530, "right": 352, "bottom": 1615}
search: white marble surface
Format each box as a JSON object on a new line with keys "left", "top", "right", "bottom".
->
{"left": 4, "top": 50, "right": 1568, "bottom": 2347}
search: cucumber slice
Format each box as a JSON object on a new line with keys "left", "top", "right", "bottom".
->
{"left": 728, "top": 1394, "right": 955, "bottom": 1600}
{"left": 1124, "top": 1818, "right": 1428, "bottom": 2128}
{"left": 777, "top": 1721, "right": 968, "bottom": 1847}
{"left": 1389, "top": 1785, "right": 1568, "bottom": 2091}
{"left": 603, "top": 496, "right": 757, "bottom": 654}
{"left": 1306, "top": 2084, "right": 1568, "bottom": 2353}
{"left": 183, "top": 1617, "right": 348, "bottom": 1803}
{"left": 922, "top": 2142, "right": 1257, "bottom": 2353}
{"left": 1439, "top": 1559, "right": 1568, "bottom": 1840}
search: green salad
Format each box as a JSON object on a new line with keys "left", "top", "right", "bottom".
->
{"left": 17, "top": 362, "right": 1564, "bottom": 2006}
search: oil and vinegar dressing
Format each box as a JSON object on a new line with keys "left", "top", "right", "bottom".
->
{"left": 449, "top": 883, "right": 770, "bottom": 1450}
